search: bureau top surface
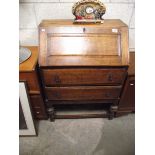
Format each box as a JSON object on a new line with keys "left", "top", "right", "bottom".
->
{"left": 39, "top": 19, "right": 127, "bottom": 28}
{"left": 19, "top": 46, "right": 38, "bottom": 72}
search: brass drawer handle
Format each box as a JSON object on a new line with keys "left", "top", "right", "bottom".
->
{"left": 105, "top": 93, "right": 111, "bottom": 98}
{"left": 53, "top": 92, "right": 61, "bottom": 99}
{"left": 83, "top": 28, "right": 86, "bottom": 33}
{"left": 54, "top": 75, "right": 61, "bottom": 84}
{"left": 108, "top": 74, "right": 113, "bottom": 82}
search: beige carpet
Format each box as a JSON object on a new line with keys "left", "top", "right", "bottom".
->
{"left": 19, "top": 114, "right": 135, "bottom": 155}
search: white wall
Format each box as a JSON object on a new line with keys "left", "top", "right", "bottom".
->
{"left": 19, "top": 0, "right": 135, "bottom": 51}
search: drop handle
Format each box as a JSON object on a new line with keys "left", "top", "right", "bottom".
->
{"left": 108, "top": 74, "right": 113, "bottom": 82}
{"left": 105, "top": 93, "right": 111, "bottom": 98}
{"left": 54, "top": 75, "right": 61, "bottom": 84}
{"left": 53, "top": 92, "right": 61, "bottom": 99}
{"left": 83, "top": 28, "right": 86, "bottom": 33}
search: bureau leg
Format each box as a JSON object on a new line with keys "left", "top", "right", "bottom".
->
{"left": 109, "top": 105, "right": 118, "bottom": 120}
{"left": 47, "top": 107, "right": 55, "bottom": 122}
{"left": 109, "top": 111, "right": 114, "bottom": 120}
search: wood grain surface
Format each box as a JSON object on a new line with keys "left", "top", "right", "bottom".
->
{"left": 20, "top": 46, "right": 38, "bottom": 72}
{"left": 39, "top": 19, "right": 129, "bottom": 67}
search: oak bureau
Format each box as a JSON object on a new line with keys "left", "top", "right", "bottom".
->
{"left": 38, "top": 19, "right": 129, "bottom": 121}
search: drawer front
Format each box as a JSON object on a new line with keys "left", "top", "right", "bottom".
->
{"left": 33, "top": 107, "right": 46, "bottom": 119}
{"left": 30, "top": 95, "right": 47, "bottom": 119}
{"left": 30, "top": 95, "right": 44, "bottom": 108}
{"left": 43, "top": 68, "right": 126, "bottom": 86}
{"left": 45, "top": 86, "right": 121, "bottom": 100}
{"left": 19, "top": 72, "right": 40, "bottom": 93}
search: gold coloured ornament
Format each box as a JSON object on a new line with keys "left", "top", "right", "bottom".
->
{"left": 72, "top": 0, "right": 106, "bottom": 23}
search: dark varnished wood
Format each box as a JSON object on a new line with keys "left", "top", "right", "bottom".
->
{"left": 117, "top": 52, "right": 135, "bottom": 116}
{"left": 19, "top": 71, "right": 40, "bottom": 94}
{"left": 32, "top": 107, "right": 47, "bottom": 119}
{"left": 30, "top": 95, "right": 44, "bottom": 108}
{"left": 30, "top": 95, "right": 47, "bottom": 119}
{"left": 45, "top": 86, "right": 121, "bottom": 100}
{"left": 117, "top": 76, "right": 135, "bottom": 116}
{"left": 46, "top": 99, "right": 119, "bottom": 106}
{"left": 55, "top": 113, "right": 107, "bottom": 119}
{"left": 54, "top": 104, "right": 109, "bottom": 119}
{"left": 19, "top": 46, "right": 47, "bottom": 119}
{"left": 42, "top": 68, "right": 127, "bottom": 86}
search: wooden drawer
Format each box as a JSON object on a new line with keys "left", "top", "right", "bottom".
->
{"left": 45, "top": 86, "right": 121, "bottom": 100}
{"left": 30, "top": 95, "right": 48, "bottom": 119}
{"left": 33, "top": 107, "right": 45, "bottom": 119}
{"left": 30, "top": 95, "right": 44, "bottom": 108}
{"left": 42, "top": 68, "right": 126, "bottom": 86}
{"left": 19, "top": 71, "right": 40, "bottom": 93}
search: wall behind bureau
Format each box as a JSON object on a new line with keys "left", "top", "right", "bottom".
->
{"left": 19, "top": 0, "right": 135, "bottom": 51}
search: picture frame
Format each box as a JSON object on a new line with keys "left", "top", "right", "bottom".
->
{"left": 19, "top": 81, "right": 37, "bottom": 136}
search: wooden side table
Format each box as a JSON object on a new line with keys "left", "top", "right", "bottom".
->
{"left": 19, "top": 46, "right": 47, "bottom": 119}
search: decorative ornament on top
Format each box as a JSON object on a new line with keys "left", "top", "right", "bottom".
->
{"left": 72, "top": 0, "right": 106, "bottom": 23}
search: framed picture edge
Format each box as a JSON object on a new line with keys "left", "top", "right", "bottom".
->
{"left": 19, "top": 81, "right": 37, "bottom": 136}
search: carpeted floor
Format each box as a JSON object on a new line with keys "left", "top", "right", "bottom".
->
{"left": 19, "top": 114, "right": 135, "bottom": 155}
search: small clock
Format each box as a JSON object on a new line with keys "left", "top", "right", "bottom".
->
{"left": 72, "top": 0, "right": 106, "bottom": 23}
{"left": 85, "top": 6, "right": 94, "bottom": 14}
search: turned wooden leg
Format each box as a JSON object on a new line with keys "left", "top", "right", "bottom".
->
{"left": 109, "top": 105, "right": 118, "bottom": 120}
{"left": 47, "top": 107, "right": 55, "bottom": 122}
{"left": 109, "top": 111, "right": 114, "bottom": 120}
